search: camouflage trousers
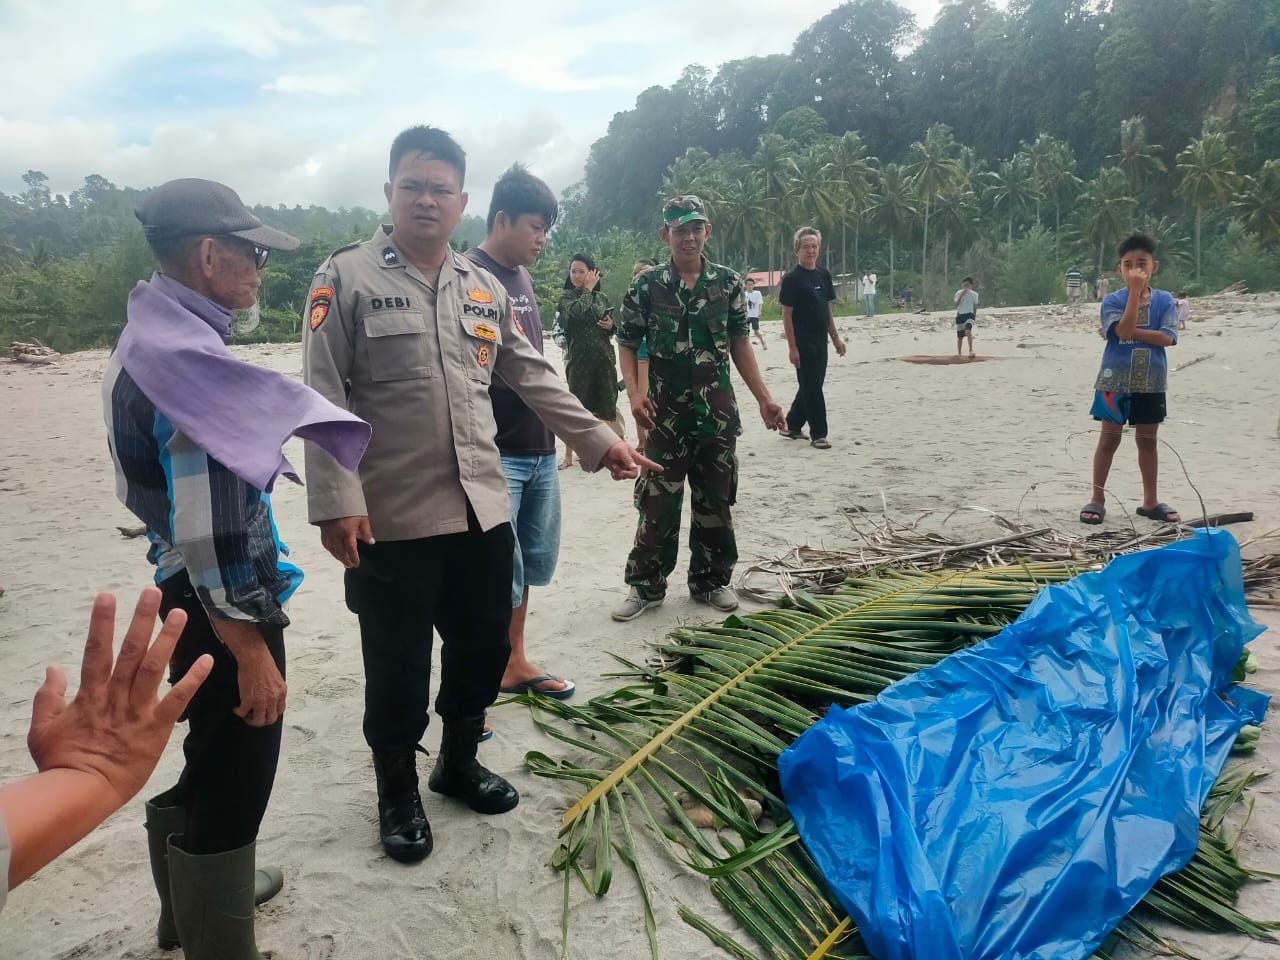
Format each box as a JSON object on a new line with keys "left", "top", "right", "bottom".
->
{"left": 624, "top": 425, "right": 738, "bottom": 599}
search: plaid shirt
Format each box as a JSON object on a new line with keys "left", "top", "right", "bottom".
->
{"left": 103, "top": 354, "right": 299, "bottom": 625}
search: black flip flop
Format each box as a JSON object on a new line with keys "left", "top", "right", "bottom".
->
{"left": 1136, "top": 503, "right": 1182, "bottom": 523}
{"left": 1079, "top": 502, "right": 1105, "bottom": 525}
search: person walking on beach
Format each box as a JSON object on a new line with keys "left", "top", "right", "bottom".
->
{"left": 1066, "top": 264, "right": 1084, "bottom": 304}
{"left": 1080, "top": 234, "right": 1180, "bottom": 527}
{"left": 556, "top": 252, "right": 623, "bottom": 469}
{"left": 860, "top": 269, "right": 877, "bottom": 316}
{"left": 303, "top": 126, "right": 655, "bottom": 865}
{"left": 954, "top": 276, "right": 979, "bottom": 358}
{"left": 464, "top": 165, "right": 576, "bottom": 721}
{"left": 106, "top": 178, "right": 371, "bottom": 959}
{"left": 613, "top": 195, "right": 785, "bottom": 621}
{"left": 745, "top": 276, "right": 766, "bottom": 349}
{"left": 781, "top": 227, "right": 847, "bottom": 449}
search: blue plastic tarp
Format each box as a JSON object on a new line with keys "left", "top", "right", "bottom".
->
{"left": 779, "top": 529, "right": 1270, "bottom": 960}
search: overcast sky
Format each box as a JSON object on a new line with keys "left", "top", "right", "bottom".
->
{"left": 0, "top": 0, "right": 946, "bottom": 214}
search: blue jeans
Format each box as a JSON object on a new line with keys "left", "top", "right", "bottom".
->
{"left": 500, "top": 454, "right": 562, "bottom": 607}
{"left": 863, "top": 293, "right": 875, "bottom": 316}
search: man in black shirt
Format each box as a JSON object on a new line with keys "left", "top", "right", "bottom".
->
{"left": 780, "top": 227, "right": 846, "bottom": 449}
{"left": 465, "top": 166, "right": 577, "bottom": 709}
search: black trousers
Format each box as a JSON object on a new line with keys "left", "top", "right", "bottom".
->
{"left": 345, "top": 506, "right": 515, "bottom": 753}
{"left": 159, "top": 572, "right": 285, "bottom": 855}
{"left": 786, "top": 338, "right": 830, "bottom": 440}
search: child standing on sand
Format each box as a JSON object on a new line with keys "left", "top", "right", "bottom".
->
{"left": 1175, "top": 291, "right": 1190, "bottom": 329}
{"left": 953, "top": 277, "right": 979, "bottom": 358}
{"left": 1080, "top": 234, "right": 1180, "bottom": 526}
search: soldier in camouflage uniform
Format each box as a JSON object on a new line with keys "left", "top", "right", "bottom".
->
{"left": 612, "top": 195, "right": 786, "bottom": 621}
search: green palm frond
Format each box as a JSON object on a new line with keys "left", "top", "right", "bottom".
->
{"left": 522, "top": 563, "right": 1274, "bottom": 960}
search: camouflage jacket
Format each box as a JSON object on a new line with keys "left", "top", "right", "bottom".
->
{"left": 618, "top": 258, "right": 749, "bottom": 438}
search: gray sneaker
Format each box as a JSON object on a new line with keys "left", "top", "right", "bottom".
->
{"left": 693, "top": 586, "right": 739, "bottom": 612}
{"left": 611, "top": 589, "right": 663, "bottom": 622}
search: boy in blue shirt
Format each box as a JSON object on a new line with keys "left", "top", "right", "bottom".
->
{"left": 1080, "top": 234, "right": 1179, "bottom": 525}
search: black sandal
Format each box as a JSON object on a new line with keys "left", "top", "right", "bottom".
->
{"left": 1079, "top": 502, "right": 1105, "bottom": 525}
{"left": 1136, "top": 503, "right": 1181, "bottom": 523}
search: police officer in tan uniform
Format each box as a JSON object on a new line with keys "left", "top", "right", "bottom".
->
{"left": 302, "top": 126, "right": 656, "bottom": 865}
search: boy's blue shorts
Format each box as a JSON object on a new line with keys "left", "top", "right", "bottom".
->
{"left": 1090, "top": 390, "right": 1166, "bottom": 425}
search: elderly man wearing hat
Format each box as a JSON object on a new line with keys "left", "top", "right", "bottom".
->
{"left": 613, "top": 195, "right": 786, "bottom": 622}
{"left": 103, "top": 178, "right": 370, "bottom": 959}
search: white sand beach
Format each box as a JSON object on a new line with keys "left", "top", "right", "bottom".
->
{"left": 1, "top": 294, "right": 1277, "bottom": 959}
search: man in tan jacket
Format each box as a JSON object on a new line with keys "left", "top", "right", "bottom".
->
{"left": 302, "top": 125, "right": 655, "bottom": 865}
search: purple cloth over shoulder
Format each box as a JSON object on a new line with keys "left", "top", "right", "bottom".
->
{"left": 116, "top": 274, "right": 369, "bottom": 492}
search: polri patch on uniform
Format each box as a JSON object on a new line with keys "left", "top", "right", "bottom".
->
{"left": 310, "top": 301, "right": 330, "bottom": 331}
{"left": 309, "top": 286, "right": 333, "bottom": 331}
{"left": 466, "top": 287, "right": 494, "bottom": 304}
{"left": 382, "top": 247, "right": 399, "bottom": 265}
{"left": 477, "top": 345, "right": 491, "bottom": 368}
{"left": 474, "top": 322, "right": 497, "bottom": 342}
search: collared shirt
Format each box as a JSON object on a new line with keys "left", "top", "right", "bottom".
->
{"left": 303, "top": 225, "right": 619, "bottom": 541}
{"left": 103, "top": 330, "right": 299, "bottom": 626}
{"left": 1094, "top": 289, "right": 1178, "bottom": 393}
{"left": 618, "top": 256, "right": 748, "bottom": 438}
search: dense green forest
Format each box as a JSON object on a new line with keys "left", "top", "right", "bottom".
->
{"left": 2, "top": 0, "right": 1278, "bottom": 352}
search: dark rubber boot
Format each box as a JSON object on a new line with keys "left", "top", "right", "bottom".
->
{"left": 144, "top": 797, "right": 186, "bottom": 950}
{"left": 167, "top": 838, "right": 271, "bottom": 960}
{"left": 427, "top": 716, "right": 519, "bottom": 814}
{"left": 146, "top": 797, "right": 285, "bottom": 950}
{"left": 372, "top": 749, "right": 433, "bottom": 863}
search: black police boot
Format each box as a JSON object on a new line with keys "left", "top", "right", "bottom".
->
{"left": 372, "top": 749, "right": 433, "bottom": 863}
{"left": 427, "top": 715, "right": 520, "bottom": 814}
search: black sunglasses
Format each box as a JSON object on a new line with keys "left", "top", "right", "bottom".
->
{"left": 216, "top": 235, "right": 270, "bottom": 270}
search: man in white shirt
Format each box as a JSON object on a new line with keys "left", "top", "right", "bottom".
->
{"left": 861, "top": 270, "right": 877, "bottom": 316}
{"left": 954, "top": 276, "right": 980, "bottom": 358}
{"left": 745, "top": 277, "right": 766, "bottom": 350}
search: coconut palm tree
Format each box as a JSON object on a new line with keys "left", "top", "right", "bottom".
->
{"left": 754, "top": 134, "right": 798, "bottom": 281}
{"left": 1232, "top": 159, "right": 1280, "bottom": 248}
{"left": 983, "top": 154, "right": 1040, "bottom": 244}
{"left": 788, "top": 144, "right": 840, "bottom": 269}
{"left": 716, "top": 175, "right": 769, "bottom": 269}
{"left": 870, "top": 162, "right": 918, "bottom": 303}
{"left": 825, "top": 131, "right": 876, "bottom": 278}
{"left": 1175, "top": 128, "right": 1240, "bottom": 279}
{"left": 906, "top": 124, "right": 963, "bottom": 304}
{"left": 1110, "top": 116, "right": 1167, "bottom": 196}
{"left": 660, "top": 147, "right": 720, "bottom": 201}
{"left": 932, "top": 183, "right": 980, "bottom": 290}
{"left": 1077, "top": 167, "right": 1138, "bottom": 277}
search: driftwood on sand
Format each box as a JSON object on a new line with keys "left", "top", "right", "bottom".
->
{"left": 738, "top": 509, "right": 1280, "bottom": 607}
{"left": 9, "top": 340, "right": 60, "bottom": 365}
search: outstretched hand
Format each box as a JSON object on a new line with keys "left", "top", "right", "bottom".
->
{"left": 601, "top": 441, "right": 663, "bottom": 480}
{"left": 28, "top": 588, "right": 212, "bottom": 807}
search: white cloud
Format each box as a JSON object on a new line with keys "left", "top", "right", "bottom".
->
{"left": 0, "top": 0, "right": 948, "bottom": 211}
{"left": 263, "top": 74, "right": 361, "bottom": 96}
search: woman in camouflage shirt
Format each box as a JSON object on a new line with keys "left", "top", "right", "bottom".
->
{"left": 556, "top": 253, "right": 622, "bottom": 468}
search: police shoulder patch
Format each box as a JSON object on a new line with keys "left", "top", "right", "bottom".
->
{"left": 308, "top": 286, "right": 333, "bottom": 331}
{"left": 309, "top": 301, "right": 330, "bottom": 331}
